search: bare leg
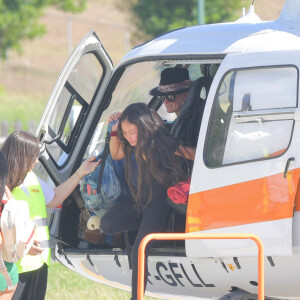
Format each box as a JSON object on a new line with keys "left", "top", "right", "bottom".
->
{"left": 0, "top": 285, "right": 17, "bottom": 300}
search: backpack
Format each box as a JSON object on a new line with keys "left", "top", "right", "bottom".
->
{"left": 80, "top": 124, "right": 129, "bottom": 218}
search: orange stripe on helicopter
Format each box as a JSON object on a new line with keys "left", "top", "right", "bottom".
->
{"left": 294, "top": 178, "right": 300, "bottom": 212}
{"left": 186, "top": 168, "right": 300, "bottom": 233}
{"left": 266, "top": 148, "right": 286, "bottom": 158}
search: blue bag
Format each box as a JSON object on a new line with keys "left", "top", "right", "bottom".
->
{"left": 80, "top": 154, "right": 129, "bottom": 217}
{"left": 80, "top": 123, "right": 129, "bottom": 217}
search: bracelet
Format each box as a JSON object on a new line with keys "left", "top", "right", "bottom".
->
{"left": 111, "top": 131, "right": 118, "bottom": 137}
{"left": 75, "top": 171, "right": 82, "bottom": 180}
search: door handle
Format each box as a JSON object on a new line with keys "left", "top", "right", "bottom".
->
{"left": 284, "top": 157, "right": 295, "bottom": 178}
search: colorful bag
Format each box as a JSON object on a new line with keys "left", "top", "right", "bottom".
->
{"left": 80, "top": 124, "right": 129, "bottom": 218}
{"left": 80, "top": 154, "right": 129, "bottom": 217}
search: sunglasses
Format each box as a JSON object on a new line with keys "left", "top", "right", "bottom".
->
{"left": 157, "top": 94, "right": 177, "bottom": 102}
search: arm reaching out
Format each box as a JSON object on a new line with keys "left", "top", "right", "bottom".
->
{"left": 47, "top": 157, "right": 100, "bottom": 208}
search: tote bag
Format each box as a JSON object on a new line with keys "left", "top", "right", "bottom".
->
{"left": 80, "top": 122, "right": 129, "bottom": 217}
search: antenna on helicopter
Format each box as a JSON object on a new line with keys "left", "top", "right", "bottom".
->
{"left": 236, "top": 0, "right": 261, "bottom": 23}
{"left": 242, "top": 1, "right": 255, "bottom": 17}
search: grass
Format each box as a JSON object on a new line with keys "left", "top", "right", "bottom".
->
{"left": 46, "top": 262, "right": 130, "bottom": 300}
{"left": 46, "top": 262, "right": 157, "bottom": 300}
{"left": 0, "top": 92, "right": 47, "bottom": 133}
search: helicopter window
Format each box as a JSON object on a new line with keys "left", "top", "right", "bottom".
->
{"left": 45, "top": 53, "right": 103, "bottom": 167}
{"left": 205, "top": 66, "right": 297, "bottom": 167}
{"left": 84, "top": 60, "right": 217, "bottom": 158}
{"left": 84, "top": 61, "right": 163, "bottom": 157}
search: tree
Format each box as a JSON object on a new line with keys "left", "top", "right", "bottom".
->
{"left": 119, "top": 0, "right": 249, "bottom": 42}
{"left": 0, "top": 0, "right": 86, "bottom": 59}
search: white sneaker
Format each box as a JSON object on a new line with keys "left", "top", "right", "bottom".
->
{"left": 87, "top": 215, "right": 101, "bottom": 230}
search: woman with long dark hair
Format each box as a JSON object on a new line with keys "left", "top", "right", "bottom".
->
{"left": 1, "top": 131, "right": 99, "bottom": 300}
{"left": 100, "top": 103, "right": 194, "bottom": 300}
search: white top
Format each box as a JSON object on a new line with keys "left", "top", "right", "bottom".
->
{"left": 0, "top": 194, "right": 35, "bottom": 262}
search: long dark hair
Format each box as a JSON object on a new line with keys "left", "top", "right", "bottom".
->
{"left": 1, "top": 131, "right": 39, "bottom": 191}
{"left": 117, "top": 103, "right": 191, "bottom": 209}
{"left": 0, "top": 151, "right": 8, "bottom": 200}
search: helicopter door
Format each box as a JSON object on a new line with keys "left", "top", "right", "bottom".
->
{"left": 186, "top": 51, "right": 300, "bottom": 257}
{"left": 35, "top": 30, "right": 113, "bottom": 255}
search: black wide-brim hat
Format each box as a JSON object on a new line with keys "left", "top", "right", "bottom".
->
{"left": 149, "top": 67, "right": 192, "bottom": 96}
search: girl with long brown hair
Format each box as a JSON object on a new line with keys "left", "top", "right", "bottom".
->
{"left": 100, "top": 103, "right": 194, "bottom": 300}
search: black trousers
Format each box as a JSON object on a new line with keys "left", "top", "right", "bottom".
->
{"left": 12, "top": 263, "right": 48, "bottom": 300}
{"left": 100, "top": 183, "right": 170, "bottom": 300}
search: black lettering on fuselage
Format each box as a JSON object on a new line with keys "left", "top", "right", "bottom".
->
{"left": 153, "top": 261, "right": 216, "bottom": 289}
{"left": 156, "top": 262, "right": 177, "bottom": 286}
{"left": 169, "top": 263, "right": 185, "bottom": 287}
{"left": 147, "top": 271, "right": 153, "bottom": 285}
{"left": 191, "top": 264, "right": 215, "bottom": 287}
{"left": 180, "top": 263, "right": 203, "bottom": 287}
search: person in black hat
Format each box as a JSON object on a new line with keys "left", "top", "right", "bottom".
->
{"left": 149, "top": 67, "right": 192, "bottom": 116}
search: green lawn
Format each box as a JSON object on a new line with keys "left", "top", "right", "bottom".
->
{"left": 46, "top": 262, "right": 157, "bottom": 300}
{"left": 0, "top": 93, "right": 47, "bottom": 133}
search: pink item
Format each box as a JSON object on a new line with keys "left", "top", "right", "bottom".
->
{"left": 167, "top": 179, "right": 191, "bottom": 205}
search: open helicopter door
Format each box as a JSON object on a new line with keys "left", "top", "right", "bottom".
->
{"left": 186, "top": 50, "right": 300, "bottom": 258}
{"left": 35, "top": 30, "right": 113, "bottom": 258}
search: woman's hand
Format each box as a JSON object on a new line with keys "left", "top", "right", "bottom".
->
{"left": 76, "top": 156, "right": 101, "bottom": 178}
{"left": 28, "top": 241, "right": 44, "bottom": 256}
{"left": 108, "top": 112, "right": 121, "bottom": 131}
{"left": 48, "top": 157, "right": 100, "bottom": 209}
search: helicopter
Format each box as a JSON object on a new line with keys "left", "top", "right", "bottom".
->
{"left": 35, "top": 0, "right": 300, "bottom": 298}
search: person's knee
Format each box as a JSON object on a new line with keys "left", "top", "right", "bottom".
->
{"left": 100, "top": 214, "right": 115, "bottom": 234}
